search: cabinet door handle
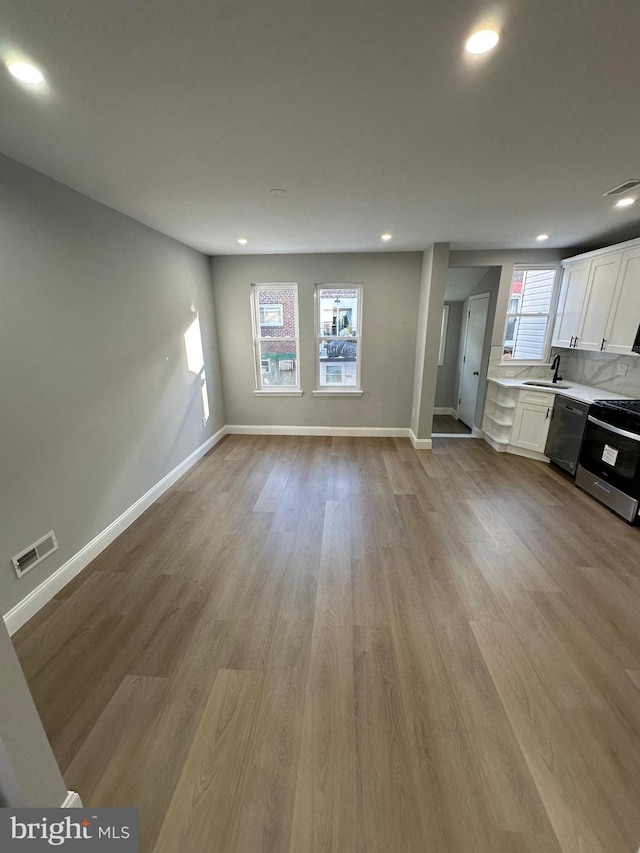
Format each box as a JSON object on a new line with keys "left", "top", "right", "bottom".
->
{"left": 546, "top": 408, "right": 550, "bottom": 419}
{"left": 600, "top": 338, "right": 607, "bottom": 351}
{"left": 569, "top": 336, "right": 575, "bottom": 347}
{"left": 574, "top": 336, "right": 579, "bottom": 348}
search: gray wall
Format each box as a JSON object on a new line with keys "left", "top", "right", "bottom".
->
{"left": 0, "top": 617, "right": 68, "bottom": 806}
{"left": 211, "top": 252, "right": 422, "bottom": 427}
{"left": 434, "top": 302, "right": 463, "bottom": 410}
{"left": 410, "top": 244, "right": 450, "bottom": 440}
{"left": 0, "top": 155, "right": 225, "bottom": 615}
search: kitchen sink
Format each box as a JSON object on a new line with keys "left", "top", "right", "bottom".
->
{"left": 522, "top": 380, "right": 571, "bottom": 389}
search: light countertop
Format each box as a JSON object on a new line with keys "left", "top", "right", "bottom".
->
{"left": 487, "top": 377, "right": 629, "bottom": 405}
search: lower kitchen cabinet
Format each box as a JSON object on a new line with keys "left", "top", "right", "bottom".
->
{"left": 483, "top": 382, "right": 554, "bottom": 459}
{"left": 510, "top": 399, "right": 552, "bottom": 453}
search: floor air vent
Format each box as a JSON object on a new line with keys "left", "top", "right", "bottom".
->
{"left": 12, "top": 531, "right": 58, "bottom": 578}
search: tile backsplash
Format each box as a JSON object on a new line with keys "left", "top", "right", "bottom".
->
{"left": 551, "top": 348, "right": 640, "bottom": 396}
{"left": 488, "top": 347, "right": 554, "bottom": 381}
{"left": 488, "top": 346, "right": 640, "bottom": 396}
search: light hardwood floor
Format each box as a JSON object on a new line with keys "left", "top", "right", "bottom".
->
{"left": 432, "top": 414, "right": 471, "bottom": 434}
{"left": 12, "top": 435, "right": 640, "bottom": 853}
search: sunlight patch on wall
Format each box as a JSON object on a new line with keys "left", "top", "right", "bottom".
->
{"left": 184, "top": 315, "right": 205, "bottom": 374}
{"left": 184, "top": 314, "right": 209, "bottom": 425}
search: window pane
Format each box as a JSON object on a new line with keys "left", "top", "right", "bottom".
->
{"left": 318, "top": 338, "right": 358, "bottom": 387}
{"left": 259, "top": 304, "right": 283, "bottom": 326}
{"left": 518, "top": 269, "right": 556, "bottom": 313}
{"left": 317, "top": 288, "right": 359, "bottom": 336}
{"left": 503, "top": 268, "right": 558, "bottom": 361}
{"left": 510, "top": 316, "right": 550, "bottom": 360}
{"left": 258, "top": 290, "right": 296, "bottom": 338}
{"left": 259, "top": 340, "right": 298, "bottom": 386}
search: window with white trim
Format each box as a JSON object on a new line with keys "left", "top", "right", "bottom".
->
{"left": 502, "top": 267, "right": 560, "bottom": 362}
{"left": 315, "top": 285, "right": 362, "bottom": 390}
{"left": 251, "top": 283, "right": 300, "bottom": 390}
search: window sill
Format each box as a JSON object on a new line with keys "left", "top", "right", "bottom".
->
{"left": 312, "top": 390, "right": 363, "bottom": 397}
{"left": 498, "top": 362, "right": 553, "bottom": 368}
{"left": 253, "top": 390, "right": 304, "bottom": 397}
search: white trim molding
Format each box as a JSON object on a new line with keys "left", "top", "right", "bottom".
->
{"left": 62, "top": 791, "right": 83, "bottom": 808}
{"left": 432, "top": 407, "right": 457, "bottom": 417}
{"left": 253, "top": 390, "right": 304, "bottom": 397}
{"left": 226, "top": 424, "right": 408, "bottom": 438}
{"left": 312, "top": 390, "right": 364, "bottom": 397}
{"left": 409, "top": 429, "right": 433, "bottom": 450}
{"left": 3, "top": 427, "right": 227, "bottom": 636}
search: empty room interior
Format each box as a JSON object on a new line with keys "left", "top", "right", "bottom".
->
{"left": 3, "top": 2, "right": 640, "bottom": 852}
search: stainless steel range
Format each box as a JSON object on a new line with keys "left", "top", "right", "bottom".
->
{"left": 577, "top": 399, "right": 640, "bottom": 522}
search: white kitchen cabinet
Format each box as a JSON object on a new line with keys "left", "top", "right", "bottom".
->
{"left": 553, "top": 237, "right": 640, "bottom": 355}
{"left": 552, "top": 254, "right": 622, "bottom": 351}
{"left": 603, "top": 246, "right": 640, "bottom": 354}
{"left": 552, "top": 261, "right": 590, "bottom": 348}
{"left": 578, "top": 252, "right": 622, "bottom": 350}
{"left": 483, "top": 382, "right": 553, "bottom": 459}
{"left": 511, "top": 398, "right": 552, "bottom": 453}
{"left": 483, "top": 382, "right": 517, "bottom": 449}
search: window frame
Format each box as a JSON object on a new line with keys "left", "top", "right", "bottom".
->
{"left": 314, "top": 283, "right": 363, "bottom": 394}
{"left": 250, "top": 283, "right": 301, "bottom": 394}
{"left": 501, "top": 265, "right": 561, "bottom": 365}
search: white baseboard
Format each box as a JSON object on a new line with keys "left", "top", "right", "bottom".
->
{"left": 471, "top": 426, "right": 484, "bottom": 438}
{"left": 482, "top": 433, "right": 549, "bottom": 462}
{"left": 62, "top": 791, "right": 83, "bottom": 808}
{"left": 508, "top": 446, "right": 550, "bottom": 462}
{"left": 226, "top": 424, "right": 410, "bottom": 438}
{"left": 4, "top": 427, "right": 227, "bottom": 636}
{"left": 433, "top": 407, "right": 457, "bottom": 417}
{"left": 409, "top": 429, "right": 433, "bottom": 450}
{"left": 483, "top": 434, "right": 508, "bottom": 452}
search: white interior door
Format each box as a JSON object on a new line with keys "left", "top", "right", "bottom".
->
{"left": 457, "top": 293, "right": 489, "bottom": 429}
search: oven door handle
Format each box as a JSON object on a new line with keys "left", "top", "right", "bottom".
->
{"left": 587, "top": 415, "right": 640, "bottom": 442}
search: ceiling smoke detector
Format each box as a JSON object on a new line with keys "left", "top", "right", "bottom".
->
{"left": 602, "top": 180, "right": 640, "bottom": 197}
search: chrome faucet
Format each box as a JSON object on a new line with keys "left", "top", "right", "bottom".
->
{"left": 550, "top": 354, "right": 562, "bottom": 383}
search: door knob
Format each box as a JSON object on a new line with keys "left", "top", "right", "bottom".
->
{"left": 472, "top": 371, "right": 479, "bottom": 376}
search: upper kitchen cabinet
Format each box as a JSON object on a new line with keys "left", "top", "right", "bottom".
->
{"left": 552, "top": 261, "right": 591, "bottom": 348}
{"left": 577, "top": 252, "right": 622, "bottom": 350}
{"left": 552, "top": 237, "right": 640, "bottom": 355}
{"left": 604, "top": 246, "right": 640, "bottom": 354}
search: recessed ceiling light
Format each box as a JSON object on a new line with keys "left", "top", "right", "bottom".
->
{"left": 7, "top": 61, "right": 45, "bottom": 85}
{"left": 381, "top": 233, "right": 393, "bottom": 241}
{"left": 615, "top": 198, "right": 635, "bottom": 208}
{"left": 238, "top": 238, "right": 248, "bottom": 244}
{"left": 465, "top": 29, "right": 500, "bottom": 55}
{"left": 536, "top": 233, "right": 549, "bottom": 241}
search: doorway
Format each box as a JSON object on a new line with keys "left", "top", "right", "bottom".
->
{"left": 458, "top": 293, "right": 489, "bottom": 429}
{"left": 432, "top": 266, "right": 499, "bottom": 438}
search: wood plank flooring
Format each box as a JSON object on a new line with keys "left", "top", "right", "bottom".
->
{"left": 432, "top": 414, "right": 471, "bottom": 434}
{"left": 12, "top": 435, "right": 640, "bottom": 853}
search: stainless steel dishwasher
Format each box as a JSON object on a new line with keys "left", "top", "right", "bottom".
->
{"left": 544, "top": 395, "right": 590, "bottom": 476}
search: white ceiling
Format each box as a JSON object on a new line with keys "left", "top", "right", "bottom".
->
{"left": 1, "top": 0, "right": 639, "bottom": 256}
